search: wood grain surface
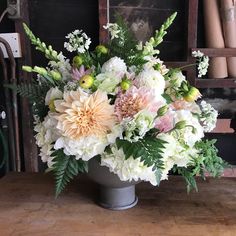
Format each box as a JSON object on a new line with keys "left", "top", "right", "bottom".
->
{"left": 0, "top": 172, "right": 235, "bottom": 236}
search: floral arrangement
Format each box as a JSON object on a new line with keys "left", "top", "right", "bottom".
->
{"left": 17, "top": 13, "right": 227, "bottom": 196}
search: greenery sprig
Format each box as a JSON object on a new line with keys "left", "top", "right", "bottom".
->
{"left": 23, "top": 23, "right": 60, "bottom": 62}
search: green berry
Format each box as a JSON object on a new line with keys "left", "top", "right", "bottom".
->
{"left": 79, "top": 75, "right": 94, "bottom": 89}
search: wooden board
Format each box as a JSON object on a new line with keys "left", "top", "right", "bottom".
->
{"left": 0, "top": 172, "right": 235, "bottom": 236}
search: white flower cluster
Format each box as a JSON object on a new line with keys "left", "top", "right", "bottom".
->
{"left": 34, "top": 113, "right": 60, "bottom": 168}
{"left": 192, "top": 50, "right": 209, "bottom": 77}
{"left": 123, "top": 110, "right": 155, "bottom": 142}
{"left": 48, "top": 52, "right": 72, "bottom": 80}
{"left": 96, "top": 56, "right": 127, "bottom": 94}
{"left": 64, "top": 29, "right": 91, "bottom": 53}
{"left": 199, "top": 100, "right": 218, "bottom": 132}
{"left": 103, "top": 23, "right": 120, "bottom": 40}
{"left": 101, "top": 145, "right": 157, "bottom": 185}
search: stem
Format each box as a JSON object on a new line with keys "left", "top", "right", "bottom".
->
{"left": 178, "top": 63, "right": 197, "bottom": 70}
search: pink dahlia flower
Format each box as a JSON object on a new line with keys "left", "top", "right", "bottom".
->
{"left": 114, "top": 86, "right": 164, "bottom": 121}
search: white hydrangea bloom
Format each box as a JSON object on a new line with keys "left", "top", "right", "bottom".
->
{"left": 173, "top": 110, "right": 204, "bottom": 147}
{"left": 45, "top": 87, "right": 63, "bottom": 105}
{"left": 34, "top": 114, "right": 60, "bottom": 168}
{"left": 101, "top": 145, "right": 157, "bottom": 185}
{"left": 135, "top": 67, "right": 165, "bottom": 94}
{"left": 101, "top": 56, "right": 127, "bottom": 74}
{"left": 168, "top": 71, "right": 186, "bottom": 88}
{"left": 54, "top": 136, "right": 109, "bottom": 161}
{"left": 123, "top": 110, "right": 155, "bottom": 142}
{"left": 96, "top": 72, "right": 122, "bottom": 94}
{"left": 200, "top": 100, "right": 218, "bottom": 132}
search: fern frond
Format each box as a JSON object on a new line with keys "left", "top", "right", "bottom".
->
{"left": 51, "top": 150, "right": 88, "bottom": 198}
{"left": 116, "top": 137, "right": 166, "bottom": 170}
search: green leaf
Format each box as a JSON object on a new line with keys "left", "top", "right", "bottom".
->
{"left": 5, "top": 82, "right": 50, "bottom": 121}
{"left": 51, "top": 149, "right": 88, "bottom": 198}
{"left": 155, "top": 168, "right": 163, "bottom": 186}
{"left": 116, "top": 137, "right": 166, "bottom": 170}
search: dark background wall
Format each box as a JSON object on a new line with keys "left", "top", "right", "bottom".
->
{"left": 0, "top": 0, "right": 235, "bottom": 170}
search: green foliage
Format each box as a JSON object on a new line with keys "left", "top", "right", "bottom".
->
{"left": 5, "top": 82, "right": 49, "bottom": 121}
{"left": 51, "top": 149, "right": 88, "bottom": 198}
{"left": 151, "top": 12, "right": 177, "bottom": 47}
{"left": 173, "top": 139, "right": 229, "bottom": 193}
{"left": 194, "top": 139, "right": 229, "bottom": 178}
{"left": 108, "top": 15, "right": 146, "bottom": 69}
{"left": 23, "top": 23, "right": 60, "bottom": 62}
{"left": 116, "top": 137, "right": 166, "bottom": 170}
{"left": 172, "top": 166, "right": 198, "bottom": 193}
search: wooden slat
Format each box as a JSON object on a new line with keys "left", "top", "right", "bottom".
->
{"left": 99, "top": 0, "right": 109, "bottom": 43}
{"left": 14, "top": 0, "right": 38, "bottom": 172}
{"left": 0, "top": 173, "right": 236, "bottom": 235}
{"left": 196, "top": 78, "right": 236, "bottom": 88}
{"left": 192, "top": 48, "right": 236, "bottom": 57}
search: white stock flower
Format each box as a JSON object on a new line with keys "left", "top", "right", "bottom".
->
{"left": 54, "top": 136, "right": 109, "bottom": 161}
{"left": 200, "top": 100, "right": 218, "bottom": 132}
{"left": 192, "top": 50, "right": 209, "bottom": 77}
{"left": 45, "top": 87, "right": 63, "bottom": 105}
{"left": 135, "top": 67, "right": 165, "bottom": 94}
{"left": 103, "top": 23, "right": 120, "bottom": 40}
{"left": 101, "top": 145, "right": 157, "bottom": 185}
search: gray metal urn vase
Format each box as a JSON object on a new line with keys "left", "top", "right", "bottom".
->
{"left": 87, "top": 157, "right": 139, "bottom": 210}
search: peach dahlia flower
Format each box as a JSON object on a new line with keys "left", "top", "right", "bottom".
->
{"left": 54, "top": 89, "right": 116, "bottom": 140}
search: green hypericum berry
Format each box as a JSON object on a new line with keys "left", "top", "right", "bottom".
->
{"left": 79, "top": 75, "right": 94, "bottom": 89}
{"left": 120, "top": 79, "right": 131, "bottom": 91}
{"left": 50, "top": 70, "right": 62, "bottom": 81}
{"left": 73, "top": 55, "right": 83, "bottom": 68}
{"left": 95, "top": 45, "right": 108, "bottom": 54}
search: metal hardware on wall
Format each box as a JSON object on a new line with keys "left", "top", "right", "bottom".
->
{"left": 7, "top": 0, "right": 21, "bottom": 19}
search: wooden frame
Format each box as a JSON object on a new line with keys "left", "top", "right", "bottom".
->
{"left": 99, "top": 0, "right": 199, "bottom": 85}
{"left": 99, "top": 0, "right": 235, "bottom": 133}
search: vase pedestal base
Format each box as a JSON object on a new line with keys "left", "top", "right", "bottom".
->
{"left": 97, "top": 185, "right": 138, "bottom": 210}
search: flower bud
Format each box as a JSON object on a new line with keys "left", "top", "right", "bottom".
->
{"left": 183, "top": 87, "right": 201, "bottom": 102}
{"left": 157, "top": 105, "right": 168, "bottom": 117}
{"left": 73, "top": 55, "right": 83, "bottom": 68}
{"left": 174, "top": 120, "right": 187, "bottom": 130}
{"left": 50, "top": 70, "right": 62, "bottom": 81}
{"left": 49, "top": 100, "right": 56, "bottom": 112}
{"left": 96, "top": 45, "right": 108, "bottom": 54}
{"left": 120, "top": 79, "right": 131, "bottom": 91}
{"left": 33, "top": 66, "right": 48, "bottom": 76}
{"left": 22, "top": 65, "right": 33, "bottom": 72}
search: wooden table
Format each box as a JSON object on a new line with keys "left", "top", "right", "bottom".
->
{"left": 0, "top": 173, "right": 235, "bottom": 236}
